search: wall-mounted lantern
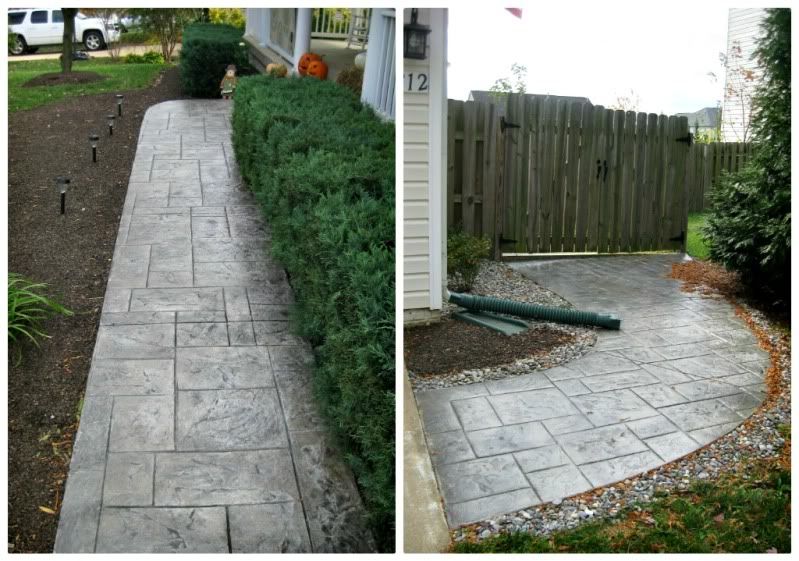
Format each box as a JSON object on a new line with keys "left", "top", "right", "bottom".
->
{"left": 89, "top": 134, "right": 99, "bottom": 163}
{"left": 404, "top": 9, "right": 431, "bottom": 60}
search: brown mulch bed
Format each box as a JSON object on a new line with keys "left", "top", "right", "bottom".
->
{"left": 8, "top": 67, "right": 186, "bottom": 553}
{"left": 405, "top": 317, "right": 577, "bottom": 377}
{"left": 23, "top": 71, "right": 105, "bottom": 88}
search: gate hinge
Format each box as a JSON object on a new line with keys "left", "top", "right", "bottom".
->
{"left": 675, "top": 134, "right": 693, "bottom": 146}
{"left": 500, "top": 117, "right": 521, "bottom": 133}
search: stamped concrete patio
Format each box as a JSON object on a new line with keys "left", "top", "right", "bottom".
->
{"left": 54, "top": 100, "right": 374, "bottom": 553}
{"left": 417, "top": 255, "right": 769, "bottom": 528}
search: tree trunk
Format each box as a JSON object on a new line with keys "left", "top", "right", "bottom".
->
{"left": 61, "top": 8, "right": 78, "bottom": 73}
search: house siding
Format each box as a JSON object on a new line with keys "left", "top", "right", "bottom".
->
{"left": 403, "top": 8, "right": 446, "bottom": 323}
{"left": 721, "top": 8, "right": 767, "bottom": 142}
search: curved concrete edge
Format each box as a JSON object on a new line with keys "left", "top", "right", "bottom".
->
{"left": 416, "top": 255, "right": 770, "bottom": 528}
{"left": 403, "top": 373, "right": 451, "bottom": 552}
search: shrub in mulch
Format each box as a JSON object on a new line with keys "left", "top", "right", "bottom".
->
{"left": 232, "top": 75, "right": 395, "bottom": 551}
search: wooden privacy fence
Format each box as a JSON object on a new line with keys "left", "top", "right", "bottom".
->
{"left": 687, "top": 142, "right": 753, "bottom": 212}
{"left": 448, "top": 93, "right": 693, "bottom": 256}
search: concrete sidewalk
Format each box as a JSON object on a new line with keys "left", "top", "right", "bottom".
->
{"left": 417, "top": 255, "right": 769, "bottom": 528}
{"left": 54, "top": 100, "right": 375, "bottom": 553}
{"left": 10, "top": 43, "right": 178, "bottom": 62}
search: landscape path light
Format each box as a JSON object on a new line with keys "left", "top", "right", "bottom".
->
{"left": 56, "top": 176, "right": 70, "bottom": 215}
{"left": 107, "top": 114, "right": 115, "bottom": 136}
{"left": 116, "top": 94, "right": 124, "bottom": 117}
{"left": 89, "top": 133, "right": 99, "bottom": 163}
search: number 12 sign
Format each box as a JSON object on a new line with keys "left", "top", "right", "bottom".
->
{"left": 404, "top": 72, "right": 429, "bottom": 93}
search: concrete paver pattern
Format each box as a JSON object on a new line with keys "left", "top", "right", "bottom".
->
{"left": 417, "top": 255, "right": 769, "bottom": 527}
{"left": 54, "top": 100, "right": 374, "bottom": 553}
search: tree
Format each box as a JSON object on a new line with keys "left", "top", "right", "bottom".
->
{"left": 60, "top": 8, "right": 78, "bottom": 73}
{"left": 489, "top": 63, "right": 527, "bottom": 97}
{"left": 713, "top": 40, "right": 758, "bottom": 142}
{"left": 609, "top": 88, "right": 640, "bottom": 111}
{"left": 129, "top": 8, "right": 201, "bottom": 62}
{"left": 705, "top": 8, "right": 791, "bottom": 304}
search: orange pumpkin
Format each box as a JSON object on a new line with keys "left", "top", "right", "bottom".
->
{"left": 306, "top": 59, "right": 329, "bottom": 80}
{"left": 298, "top": 52, "right": 322, "bottom": 76}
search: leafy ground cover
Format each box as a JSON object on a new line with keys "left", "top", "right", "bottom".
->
{"left": 9, "top": 58, "right": 168, "bottom": 112}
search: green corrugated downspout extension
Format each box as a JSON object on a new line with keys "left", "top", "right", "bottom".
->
{"left": 448, "top": 291, "right": 622, "bottom": 330}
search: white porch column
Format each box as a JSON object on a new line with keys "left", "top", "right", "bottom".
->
{"left": 292, "top": 8, "right": 313, "bottom": 73}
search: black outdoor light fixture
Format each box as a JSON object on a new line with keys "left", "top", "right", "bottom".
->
{"left": 89, "top": 133, "right": 99, "bottom": 163}
{"left": 56, "top": 176, "right": 70, "bottom": 215}
{"left": 107, "top": 114, "right": 115, "bottom": 136}
{"left": 404, "top": 9, "right": 431, "bottom": 60}
{"left": 116, "top": 94, "right": 124, "bottom": 117}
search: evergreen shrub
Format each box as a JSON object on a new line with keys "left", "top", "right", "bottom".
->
{"left": 232, "top": 75, "right": 395, "bottom": 551}
{"left": 180, "top": 23, "right": 249, "bottom": 97}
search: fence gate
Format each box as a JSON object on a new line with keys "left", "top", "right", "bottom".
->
{"left": 447, "top": 93, "right": 693, "bottom": 257}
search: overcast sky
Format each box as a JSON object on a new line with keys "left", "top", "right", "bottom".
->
{"left": 447, "top": 4, "right": 732, "bottom": 115}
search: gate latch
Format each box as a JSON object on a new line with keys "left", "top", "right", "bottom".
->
{"left": 669, "top": 231, "right": 686, "bottom": 244}
{"left": 500, "top": 117, "right": 521, "bottom": 133}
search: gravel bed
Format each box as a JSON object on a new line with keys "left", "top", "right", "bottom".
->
{"left": 409, "top": 261, "right": 597, "bottom": 391}
{"left": 452, "top": 299, "right": 790, "bottom": 543}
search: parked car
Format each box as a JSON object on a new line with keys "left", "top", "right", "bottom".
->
{"left": 8, "top": 8, "right": 121, "bottom": 55}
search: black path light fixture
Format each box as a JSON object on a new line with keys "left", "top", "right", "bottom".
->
{"left": 89, "top": 133, "right": 99, "bottom": 163}
{"left": 116, "top": 94, "right": 124, "bottom": 117}
{"left": 56, "top": 176, "right": 70, "bottom": 215}
{"left": 404, "top": 8, "right": 431, "bottom": 60}
{"left": 107, "top": 114, "right": 115, "bottom": 136}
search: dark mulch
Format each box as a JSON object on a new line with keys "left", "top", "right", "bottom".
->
{"left": 23, "top": 71, "right": 105, "bottom": 88}
{"left": 8, "top": 67, "right": 187, "bottom": 553}
{"left": 405, "top": 317, "right": 577, "bottom": 377}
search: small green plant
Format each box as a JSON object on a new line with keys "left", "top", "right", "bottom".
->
{"left": 179, "top": 23, "right": 251, "bottom": 98}
{"left": 125, "top": 51, "right": 165, "bottom": 64}
{"left": 447, "top": 231, "right": 491, "bottom": 292}
{"left": 8, "top": 273, "right": 73, "bottom": 347}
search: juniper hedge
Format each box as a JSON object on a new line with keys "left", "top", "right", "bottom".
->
{"left": 231, "top": 75, "right": 395, "bottom": 551}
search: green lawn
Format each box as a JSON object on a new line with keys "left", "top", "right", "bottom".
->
{"left": 686, "top": 212, "right": 711, "bottom": 260}
{"left": 9, "top": 59, "right": 168, "bottom": 112}
{"left": 453, "top": 458, "right": 790, "bottom": 553}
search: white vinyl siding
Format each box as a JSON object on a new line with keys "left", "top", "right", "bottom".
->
{"left": 721, "top": 8, "right": 766, "bottom": 142}
{"left": 403, "top": 8, "right": 446, "bottom": 321}
{"left": 403, "top": 10, "right": 432, "bottom": 314}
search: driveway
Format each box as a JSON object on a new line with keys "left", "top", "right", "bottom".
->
{"left": 416, "top": 255, "right": 769, "bottom": 527}
{"left": 10, "top": 44, "right": 179, "bottom": 62}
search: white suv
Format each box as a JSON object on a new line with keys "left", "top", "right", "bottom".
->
{"left": 8, "top": 9, "right": 121, "bottom": 55}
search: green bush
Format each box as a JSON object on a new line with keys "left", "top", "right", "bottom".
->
{"left": 232, "top": 75, "right": 395, "bottom": 551}
{"left": 179, "top": 23, "right": 249, "bottom": 98}
{"left": 447, "top": 231, "right": 491, "bottom": 291}
{"left": 705, "top": 9, "right": 790, "bottom": 304}
{"left": 8, "top": 273, "right": 73, "bottom": 348}
{"left": 125, "top": 51, "right": 165, "bottom": 64}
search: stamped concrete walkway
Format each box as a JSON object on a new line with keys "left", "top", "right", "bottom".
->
{"left": 417, "top": 255, "right": 769, "bottom": 528}
{"left": 54, "top": 100, "right": 374, "bottom": 553}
